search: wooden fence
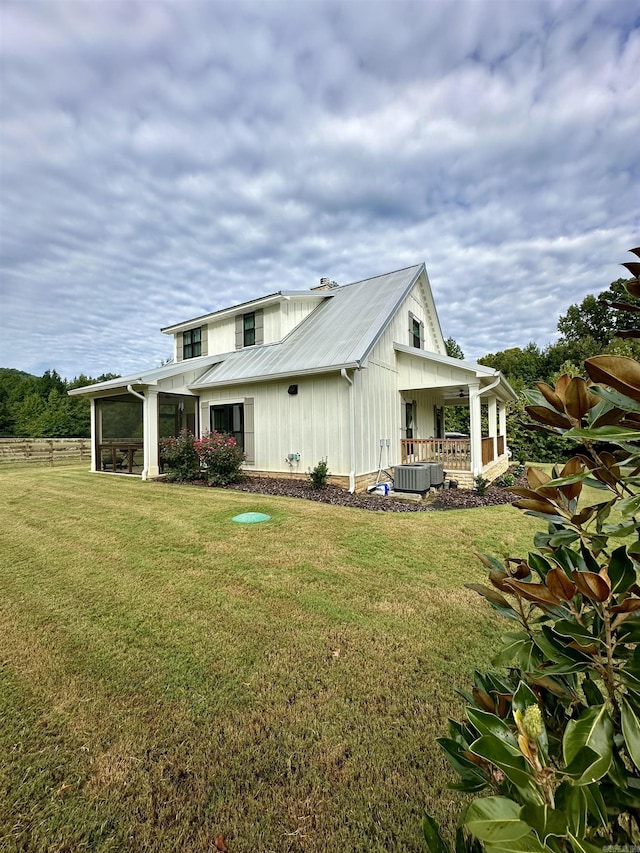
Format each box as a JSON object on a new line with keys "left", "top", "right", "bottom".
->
{"left": 0, "top": 438, "right": 91, "bottom": 468}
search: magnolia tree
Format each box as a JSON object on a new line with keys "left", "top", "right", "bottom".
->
{"left": 424, "top": 264, "right": 640, "bottom": 853}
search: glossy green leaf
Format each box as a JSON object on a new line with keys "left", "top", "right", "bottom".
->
{"left": 483, "top": 834, "right": 549, "bottom": 853}
{"left": 555, "top": 783, "right": 587, "bottom": 838}
{"left": 437, "top": 737, "right": 489, "bottom": 790}
{"left": 564, "top": 425, "right": 640, "bottom": 441}
{"left": 589, "top": 384, "right": 640, "bottom": 414}
{"left": 423, "top": 812, "right": 451, "bottom": 853}
{"left": 467, "top": 707, "right": 519, "bottom": 748}
{"left": 519, "top": 804, "right": 568, "bottom": 840}
{"left": 492, "top": 633, "right": 532, "bottom": 668}
{"left": 621, "top": 697, "right": 640, "bottom": 771}
{"left": 465, "top": 797, "right": 531, "bottom": 842}
{"left": 469, "top": 737, "right": 540, "bottom": 800}
{"left": 568, "top": 833, "right": 605, "bottom": 853}
{"left": 563, "top": 705, "right": 613, "bottom": 784}
{"left": 583, "top": 782, "right": 608, "bottom": 829}
{"left": 608, "top": 546, "right": 637, "bottom": 594}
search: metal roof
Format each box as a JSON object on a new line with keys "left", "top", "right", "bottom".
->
{"left": 191, "top": 264, "right": 425, "bottom": 388}
{"left": 67, "top": 353, "right": 225, "bottom": 396}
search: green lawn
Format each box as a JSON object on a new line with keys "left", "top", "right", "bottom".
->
{"left": 0, "top": 466, "right": 542, "bottom": 853}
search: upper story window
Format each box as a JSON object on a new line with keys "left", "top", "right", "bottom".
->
{"left": 243, "top": 312, "right": 256, "bottom": 347}
{"left": 183, "top": 327, "right": 202, "bottom": 359}
{"left": 235, "top": 308, "right": 263, "bottom": 349}
{"left": 410, "top": 313, "right": 424, "bottom": 349}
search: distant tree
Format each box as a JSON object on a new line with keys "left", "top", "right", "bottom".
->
{"left": 557, "top": 277, "right": 639, "bottom": 350}
{"left": 445, "top": 337, "right": 464, "bottom": 360}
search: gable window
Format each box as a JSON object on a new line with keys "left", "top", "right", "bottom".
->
{"left": 211, "top": 403, "right": 244, "bottom": 451}
{"left": 243, "top": 312, "right": 256, "bottom": 347}
{"left": 412, "top": 317, "right": 422, "bottom": 349}
{"left": 183, "top": 327, "right": 202, "bottom": 359}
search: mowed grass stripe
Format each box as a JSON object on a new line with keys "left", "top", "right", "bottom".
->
{"left": 0, "top": 466, "right": 540, "bottom": 852}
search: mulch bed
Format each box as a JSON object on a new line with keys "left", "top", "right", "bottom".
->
{"left": 164, "top": 469, "right": 527, "bottom": 512}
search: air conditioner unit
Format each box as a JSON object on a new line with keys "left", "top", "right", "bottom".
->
{"left": 425, "top": 462, "right": 444, "bottom": 486}
{"left": 394, "top": 464, "right": 430, "bottom": 493}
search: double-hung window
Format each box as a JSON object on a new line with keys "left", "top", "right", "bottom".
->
{"left": 243, "top": 312, "right": 256, "bottom": 347}
{"left": 211, "top": 403, "right": 244, "bottom": 451}
{"left": 412, "top": 317, "right": 422, "bottom": 349}
{"left": 183, "top": 327, "right": 202, "bottom": 359}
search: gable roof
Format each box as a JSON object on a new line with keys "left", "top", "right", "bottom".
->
{"left": 191, "top": 263, "right": 427, "bottom": 388}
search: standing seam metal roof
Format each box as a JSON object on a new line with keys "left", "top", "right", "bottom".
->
{"left": 191, "top": 264, "right": 425, "bottom": 388}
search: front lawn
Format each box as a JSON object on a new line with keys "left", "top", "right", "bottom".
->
{"left": 0, "top": 466, "right": 541, "bottom": 852}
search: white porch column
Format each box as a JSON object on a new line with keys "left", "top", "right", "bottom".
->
{"left": 499, "top": 402, "right": 507, "bottom": 454}
{"left": 90, "top": 398, "right": 97, "bottom": 472}
{"left": 469, "top": 383, "right": 482, "bottom": 476}
{"left": 142, "top": 389, "right": 160, "bottom": 480}
{"left": 488, "top": 396, "right": 498, "bottom": 462}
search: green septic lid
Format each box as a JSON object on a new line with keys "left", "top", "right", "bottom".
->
{"left": 232, "top": 512, "right": 271, "bottom": 524}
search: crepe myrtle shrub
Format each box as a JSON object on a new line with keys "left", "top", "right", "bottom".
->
{"left": 159, "top": 429, "right": 200, "bottom": 481}
{"left": 194, "top": 430, "right": 245, "bottom": 486}
{"left": 423, "top": 357, "right": 640, "bottom": 853}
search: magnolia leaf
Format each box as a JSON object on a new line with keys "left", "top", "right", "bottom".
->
{"left": 534, "top": 382, "right": 566, "bottom": 413}
{"left": 437, "top": 738, "right": 489, "bottom": 789}
{"left": 583, "top": 782, "right": 608, "bottom": 829}
{"left": 512, "top": 498, "right": 562, "bottom": 516}
{"left": 542, "top": 471, "right": 590, "bottom": 489}
{"left": 465, "top": 797, "right": 532, "bottom": 843}
{"left": 555, "top": 783, "right": 587, "bottom": 838}
{"left": 564, "top": 425, "right": 640, "bottom": 441}
{"left": 568, "top": 833, "right": 606, "bottom": 853}
{"left": 562, "top": 704, "right": 613, "bottom": 784}
{"left": 546, "top": 568, "right": 577, "bottom": 601}
{"left": 526, "top": 406, "right": 573, "bottom": 429}
{"left": 565, "top": 378, "right": 592, "bottom": 421}
{"left": 585, "top": 355, "right": 640, "bottom": 401}
{"left": 502, "top": 579, "right": 562, "bottom": 607}
{"left": 527, "top": 674, "right": 570, "bottom": 697}
{"left": 519, "top": 804, "right": 568, "bottom": 841}
{"left": 618, "top": 493, "right": 640, "bottom": 516}
{"left": 492, "top": 634, "right": 531, "bottom": 668}
{"left": 589, "top": 384, "right": 640, "bottom": 414}
{"left": 465, "top": 583, "right": 516, "bottom": 612}
{"left": 467, "top": 707, "right": 519, "bottom": 747}
{"left": 608, "top": 546, "right": 637, "bottom": 594}
{"left": 572, "top": 571, "right": 610, "bottom": 603}
{"left": 469, "top": 737, "right": 538, "bottom": 799}
{"left": 621, "top": 697, "right": 640, "bottom": 771}
{"left": 423, "top": 812, "right": 451, "bottom": 853}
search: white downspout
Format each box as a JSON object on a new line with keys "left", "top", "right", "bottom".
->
{"left": 126, "top": 384, "right": 147, "bottom": 478}
{"left": 341, "top": 368, "right": 356, "bottom": 493}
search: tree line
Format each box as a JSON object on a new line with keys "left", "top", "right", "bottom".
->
{"left": 446, "top": 277, "right": 640, "bottom": 460}
{"left": 0, "top": 368, "right": 118, "bottom": 438}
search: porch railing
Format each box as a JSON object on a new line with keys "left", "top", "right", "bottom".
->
{"left": 400, "top": 438, "right": 471, "bottom": 470}
{"left": 482, "top": 437, "right": 495, "bottom": 466}
{"left": 497, "top": 435, "right": 505, "bottom": 456}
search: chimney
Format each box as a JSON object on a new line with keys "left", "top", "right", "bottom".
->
{"left": 311, "top": 277, "right": 339, "bottom": 291}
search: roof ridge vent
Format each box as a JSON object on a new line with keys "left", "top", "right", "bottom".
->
{"left": 312, "top": 277, "right": 339, "bottom": 291}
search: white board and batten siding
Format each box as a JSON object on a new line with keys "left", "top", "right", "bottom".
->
{"left": 199, "top": 373, "right": 351, "bottom": 476}
{"left": 351, "top": 278, "right": 446, "bottom": 473}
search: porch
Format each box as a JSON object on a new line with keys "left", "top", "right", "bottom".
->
{"left": 400, "top": 435, "right": 506, "bottom": 469}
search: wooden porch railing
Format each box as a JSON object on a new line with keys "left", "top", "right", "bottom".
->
{"left": 497, "top": 435, "right": 505, "bottom": 456}
{"left": 400, "top": 438, "right": 471, "bottom": 470}
{"left": 481, "top": 437, "right": 495, "bottom": 466}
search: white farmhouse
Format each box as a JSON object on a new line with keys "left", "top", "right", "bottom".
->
{"left": 69, "top": 263, "right": 516, "bottom": 489}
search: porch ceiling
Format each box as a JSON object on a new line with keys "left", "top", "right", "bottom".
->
{"left": 394, "top": 343, "right": 517, "bottom": 402}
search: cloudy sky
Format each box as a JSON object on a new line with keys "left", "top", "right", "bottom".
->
{"left": 1, "top": 0, "right": 638, "bottom": 379}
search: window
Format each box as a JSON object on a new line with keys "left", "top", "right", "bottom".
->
{"left": 243, "top": 312, "right": 255, "bottom": 347}
{"left": 412, "top": 317, "right": 422, "bottom": 349}
{"left": 211, "top": 403, "right": 244, "bottom": 451}
{"left": 183, "top": 327, "right": 202, "bottom": 359}
{"left": 405, "top": 401, "right": 415, "bottom": 439}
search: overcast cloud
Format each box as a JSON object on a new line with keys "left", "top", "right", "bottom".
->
{"left": 0, "top": 0, "right": 638, "bottom": 378}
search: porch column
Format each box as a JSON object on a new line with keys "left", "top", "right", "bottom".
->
{"left": 488, "top": 396, "right": 498, "bottom": 462}
{"left": 499, "top": 402, "right": 507, "bottom": 453}
{"left": 143, "top": 389, "right": 160, "bottom": 480}
{"left": 469, "top": 383, "right": 482, "bottom": 476}
{"left": 90, "top": 398, "right": 97, "bottom": 472}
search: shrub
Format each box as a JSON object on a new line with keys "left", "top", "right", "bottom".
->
{"left": 496, "top": 472, "right": 516, "bottom": 488}
{"left": 194, "top": 430, "right": 245, "bottom": 486}
{"left": 159, "top": 429, "right": 200, "bottom": 481}
{"left": 473, "top": 474, "right": 490, "bottom": 495}
{"left": 308, "top": 458, "right": 330, "bottom": 489}
{"left": 424, "top": 355, "right": 640, "bottom": 853}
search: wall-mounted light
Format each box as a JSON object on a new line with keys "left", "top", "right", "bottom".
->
{"left": 288, "top": 384, "right": 298, "bottom": 395}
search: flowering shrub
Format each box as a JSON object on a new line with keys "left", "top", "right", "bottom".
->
{"left": 159, "top": 429, "right": 200, "bottom": 481}
{"left": 194, "top": 430, "right": 245, "bottom": 485}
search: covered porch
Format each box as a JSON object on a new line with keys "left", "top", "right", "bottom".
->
{"left": 394, "top": 344, "right": 516, "bottom": 486}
